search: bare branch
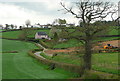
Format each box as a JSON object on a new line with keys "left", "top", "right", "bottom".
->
{"left": 60, "top": 2, "right": 82, "bottom": 18}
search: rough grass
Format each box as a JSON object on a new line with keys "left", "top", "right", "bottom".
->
{"left": 2, "top": 39, "right": 74, "bottom": 79}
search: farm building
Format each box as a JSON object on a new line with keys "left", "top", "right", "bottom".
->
{"left": 35, "top": 32, "right": 50, "bottom": 39}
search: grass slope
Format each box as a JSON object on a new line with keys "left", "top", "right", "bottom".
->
{"left": 53, "top": 39, "right": 82, "bottom": 48}
{"left": 41, "top": 52, "right": 119, "bottom": 75}
{"left": 2, "top": 39, "right": 74, "bottom": 79}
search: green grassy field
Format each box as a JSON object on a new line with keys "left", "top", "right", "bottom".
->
{"left": 2, "top": 39, "right": 75, "bottom": 79}
{"left": 1, "top": 28, "right": 119, "bottom": 49}
{"left": 0, "top": 29, "right": 3, "bottom": 31}
{"left": 41, "top": 36, "right": 120, "bottom": 49}
{"left": 41, "top": 52, "right": 119, "bottom": 75}
{"left": 1, "top": 28, "right": 119, "bottom": 79}
{"left": 41, "top": 38, "right": 83, "bottom": 48}
{"left": 53, "top": 39, "right": 83, "bottom": 48}
{"left": 1, "top": 29, "right": 50, "bottom": 39}
{"left": 2, "top": 31, "right": 22, "bottom": 39}
{"left": 92, "top": 53, "right": 118, "bottom": 74}
{"left": 95, "top": 37, "right": 120, "bottom": 41}
{"left": 108, "top": 28, "right": 118, "bottom": 35}
{"left": 1, "top": 28, "right": 119, "bottom": 39}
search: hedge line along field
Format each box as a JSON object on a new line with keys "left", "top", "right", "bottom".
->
{"left": 2, "top": 39, "right": 75, "bottom": 79}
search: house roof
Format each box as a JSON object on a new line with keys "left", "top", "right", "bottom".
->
{"left": 37, "top": 32, "right": 47, "bottom": 35}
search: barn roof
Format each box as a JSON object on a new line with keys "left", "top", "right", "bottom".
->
{"left": 37, "top": 32, "right": 47, "bottom": 35}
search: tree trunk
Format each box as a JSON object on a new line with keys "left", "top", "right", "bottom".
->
{"left": 83, "top": 38, "right": 92, "bottom": 71}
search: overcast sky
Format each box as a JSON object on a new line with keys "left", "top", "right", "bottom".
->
{"left": 0, "top": 0, "right": 119, "bottom": 26}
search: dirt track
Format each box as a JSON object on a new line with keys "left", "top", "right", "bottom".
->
{"left": 44, "top": 48, "right": 77, "bottom": 54}
{"left": 44, "top": 40, "right": 120, "bottom": 54}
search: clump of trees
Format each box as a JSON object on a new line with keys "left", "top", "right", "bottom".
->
{"left": 3, "top": 24, "right": 17, "bottom": 30}
{"left": 10, "top": 24, "right": 14, "bottom": 29}
{"left": 58, "top": 19, "right": 66, "bottom": 25}
{"left": 5, "top": 24, "right": 9, "bottom": 30}
{"left": 0, "top": 24, "right": 3, "bottom": 29}
{"left": 59, "top": 0, "right": 118, "bottom": 75}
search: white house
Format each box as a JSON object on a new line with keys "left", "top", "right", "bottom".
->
{"left": 35, "top": 32, "right": 50, "bottom": 39}
{"left": 40, "top": 25, "right": 52, "bottom": 28}
{"left": 33, "top": 24, "right": 41, "bottom": 28}
{"left": 66, "top": 24, "right": 75, "bottom": 27}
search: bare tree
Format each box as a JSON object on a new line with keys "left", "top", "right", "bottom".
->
{"left": 0, "top": 24, "right": 3, "bottom": 29}
{"left": 11, "top": 24, "right": 14, "bottom": 29}
{"left": 25, "top": 19, "right": 31, "bottom": 28}
{"left": 52, "top": 19, "right": 58, "bottom": 26}
{"left": 5, "top": 24, "right": 9, "bottom": 30}
{"left": 60, "top": 0, "right": 117, "bottom": 74}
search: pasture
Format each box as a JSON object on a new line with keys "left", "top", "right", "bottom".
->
{"left": 2, "top": 39, "right": 74, "bottom": 79}
{"left": 1, "top": 28, "right": 119, "bottom": 79}
{"left": 1, "top": 28, "right": 119, "bottom": 39}
{"left": 41, "top": 52, "right": 119, "bottom": 75}
{"left": 1, "top": 28, "right": 119, "bottom": 49}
